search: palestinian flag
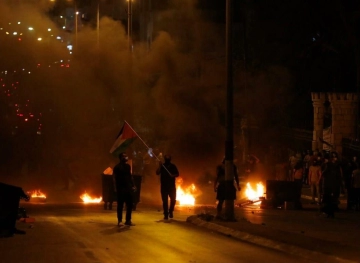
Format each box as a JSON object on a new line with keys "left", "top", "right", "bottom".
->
{"left": 110, "top": 122, "right": 137, "bottom": 157}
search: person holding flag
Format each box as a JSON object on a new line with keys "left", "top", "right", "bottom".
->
{"left": 111, "top": 121, "right": 180, "bottom": 221}
{"left": 156, "top": 155, "right": 179, "bottom": 220}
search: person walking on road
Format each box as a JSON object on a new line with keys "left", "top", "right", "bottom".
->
{"left": 214, "top": 159, "right": 240, "bottom": 219}
{"left": 113, "top": 153, "right": 136, "bottom": 226}
{"left": 156, "top": 154, "right": 179, "bottom": 220}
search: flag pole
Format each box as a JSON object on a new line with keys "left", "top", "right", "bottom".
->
{"left": 124, "top": 120, "right": 173, "bottom": 176}
{"left": 124, "top": 120, "right": 158, "bottom": 159}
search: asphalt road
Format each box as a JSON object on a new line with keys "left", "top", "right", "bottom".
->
{"left": 0, "top": 203, "right": 311, "bottom": 263}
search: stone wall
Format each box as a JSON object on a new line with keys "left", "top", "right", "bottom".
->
{"left": 311, "top": 92, "right": 358, "bottom": 155}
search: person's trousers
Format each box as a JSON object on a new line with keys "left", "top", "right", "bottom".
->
{"left": 310, "top": 182, "right": 320, "bottom": 202}
{"left": 217, "top": 200, "right": 224, "bottom": 213}
{"left": 294, "top": 179, "right": 303, "bottom": 208}
{"left": 161, "top": 187, "right": 176, "bottom": 216}
{"left": 321, "top": 191, "right": 335, "bottom": 216}
{"left": 117, "top": 192, "right": 133, "bottom": 223}
{"left": 347, "top": 188, "right": 354, "bottom": 209}
{"left": 354, "top": 188, "right": 360, "bottom": 211}
{"left": 303, "top": 168, "right": 309, "bottom": 185}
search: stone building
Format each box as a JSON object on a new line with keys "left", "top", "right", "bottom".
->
{"left": 311, "top": 92, "right": 358, "bottom": 155}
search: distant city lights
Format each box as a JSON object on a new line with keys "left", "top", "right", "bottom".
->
{"left": 1, "top": 16, "right": 75, "bottom": 137}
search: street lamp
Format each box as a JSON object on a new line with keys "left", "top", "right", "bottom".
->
{"left": 75, "top": 9, "right": 79, "bottom": 48}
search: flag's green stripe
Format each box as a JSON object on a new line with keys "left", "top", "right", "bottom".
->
{"left": 112, "top": 138, "right": 137, "bottom": 157}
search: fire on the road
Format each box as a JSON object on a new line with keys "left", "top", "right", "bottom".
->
{"left": 80, "top": 192, "right": 102, "bottom": 203}
{"left": 245, "top": 182, "right": 265, "bottom": 201}
{"left": 29, "top": 190, "right": 46, "bottom": 199}
{"left": 176, "top": 183, "right": 197, "bottom": 206}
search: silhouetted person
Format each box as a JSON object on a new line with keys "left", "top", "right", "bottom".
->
{"left": 321, "top": 155, "right": 341, "bottom": 218}
{"left": 352, "top": 164, "right": 360, "bottom": 211}
{"left": 331, "top": 153, "right": 344, "bottom": 209}
{"left": 0, "top": 183, "right": 29, "bottom": 237}
{"left": 113, "top": 153, "right": 136, "bottom": 226}
{"left": 214, "top": 159, "right": 240, "bottom": 219}
{"left": 156, "top": 154, "right": 179, "bottom": 220}
{"left": 346, "top": 155, "right": 358, "bottom": 210}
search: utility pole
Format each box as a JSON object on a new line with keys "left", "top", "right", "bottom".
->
{"left": 127, "top": 0, "right": 133, "bottom": 123}
{"left": 224, "top": 0, "right": 235, "bottom": 221}
{"left": 127, "top": 0, "right": 132, "bottom": 51}
{"left": 97, "top": 0, "right": 100, "bottom": 48}
{"left": 75, "top": 5, "right": 78, "bottom": 49}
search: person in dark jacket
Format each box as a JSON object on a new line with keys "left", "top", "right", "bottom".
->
{"left": 113, "top": 153, "right": 136, "bottom": 226}
{"left": 321, "top": 155, "right": 342, "bottom": 218}
{"left": 156, "top": 154, "right": 179, "bottom": 220}
{"left": 214, "top": 159, "right": 240, "bottom": 219}
{"left": 0, "top": 183, "right": 29, "bottom": 237}
{"left": 351, "top": 163, "right": 360, "bottom": 211}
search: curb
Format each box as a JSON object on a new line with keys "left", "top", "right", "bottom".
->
{"left": 187, "top": 215, "right": 357, "bottom": 263}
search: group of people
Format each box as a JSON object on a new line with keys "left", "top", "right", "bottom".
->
{"left": 289, "top": 149, "right": 360, "bottom": 217}
{"left": 112, "top": 152, "right": 179, "bottom": 226}
{"left": 110, "top": 152, "right": 243, "bottom": 225}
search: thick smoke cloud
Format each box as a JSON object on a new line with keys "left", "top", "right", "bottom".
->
{"left": 0, "top": 1, "right": 227, "bottom": 197}
{"left": 0, "top": 1, "right": 293, "bottom": 201}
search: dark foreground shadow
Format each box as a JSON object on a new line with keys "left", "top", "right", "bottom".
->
{"left": 155, "top": 219, "right": 172, "bottom": 223}
{"left": 100, "top": 226, "right": 130, "bottom": 235}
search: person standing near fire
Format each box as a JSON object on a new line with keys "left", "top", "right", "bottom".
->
{"left": 156, "top": 154, "right": 179, "bottom": 220}
{"left": 214, "top": 159, "right": 240, "bottom": 219}
{"left": 113, "top": 153, "right": 136, "bottom": 226}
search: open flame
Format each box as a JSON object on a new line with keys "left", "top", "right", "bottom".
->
{"left": 80, "top": 192, "right": 102, "bottom": 203}
{"left": 176, "top": 183, "right": 196, "bottom": 206}
{"left": 245, "top": 182, "right": 265, "bottom": 201}
{"left": 29, "top": 190, "right": 46, "bottom": 199}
